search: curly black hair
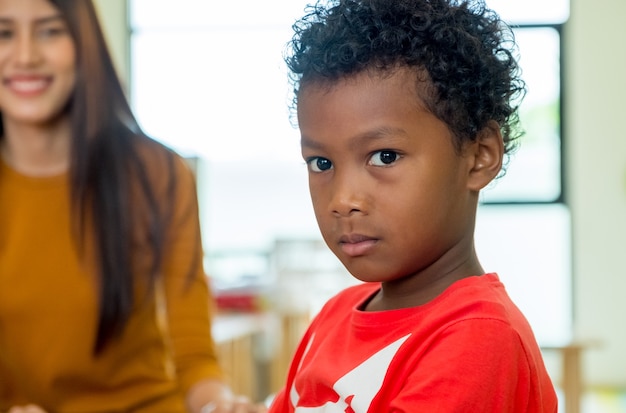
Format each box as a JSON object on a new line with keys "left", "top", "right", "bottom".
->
{"left": 285, "top": 0, "right": 526, "bottom": 159}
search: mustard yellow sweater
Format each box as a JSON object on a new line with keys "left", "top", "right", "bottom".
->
{"left": 0, "top": 154, "right": 222, "bottom": 413}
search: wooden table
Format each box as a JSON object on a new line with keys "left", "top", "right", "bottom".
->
{"left": 541, "top": 341, "right": 600, "bottom": 413}
{"left": 212, "top": 312, "right": 273, "bottom": 401}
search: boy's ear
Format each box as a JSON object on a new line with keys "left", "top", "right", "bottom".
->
{"left": 466, "top": 120, "right": 504, "bottom": 191}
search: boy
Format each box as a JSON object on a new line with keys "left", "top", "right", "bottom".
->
{"left": 268, "top": 0, "right": 558, "bottom": 412}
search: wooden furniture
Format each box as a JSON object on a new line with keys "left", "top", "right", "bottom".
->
{"left": 211, "top": 310, "right": 311, "bottom": 402}
{"left": 212, "top": 312, "right": 272, "bottom": 401}
{"left": 541, "top": 340, "right": 600, "bottom": 413}
{"left": 268, "top": 311, "right": 311, "bottom": 394}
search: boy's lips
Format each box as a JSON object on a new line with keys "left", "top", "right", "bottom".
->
{"left": 338, "top": 234, "right": 378, "bottom": 257}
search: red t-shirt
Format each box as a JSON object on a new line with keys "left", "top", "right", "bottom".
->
{"left": 269, "top": 273, "right": 557, "bottom": 413}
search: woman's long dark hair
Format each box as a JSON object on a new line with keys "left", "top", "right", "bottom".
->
{"left": 46, "top": 0, "right": 175, "bottom": 353}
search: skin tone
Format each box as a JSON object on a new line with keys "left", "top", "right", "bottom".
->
{"left": 0, "top": 0, "right": 75, "bottom": 177}
{"left": 0, "top": 1, "right": 266, "bottom": 412}
{"left": 187, "top": 381, "right": 267, "bottom": 413}
{"left": 298, "top": 67, "right": 504, "bottom": 311}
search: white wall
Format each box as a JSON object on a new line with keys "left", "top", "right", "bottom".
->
{"left": 565, "top": 0, "right": 626, "bottom": 388}
{"left": 96, "top": 0, "right": 626, "bottom": 388}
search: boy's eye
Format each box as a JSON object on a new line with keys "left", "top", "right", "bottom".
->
{"left": 369, "top": 150, "right": 399, "bottom": 166}
{"left": 306, "top": 157, "right": 333, "bottom": 172}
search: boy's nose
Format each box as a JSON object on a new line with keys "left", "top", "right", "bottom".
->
{"left": 329, "top": 174, "right": 367, "bottom": 217}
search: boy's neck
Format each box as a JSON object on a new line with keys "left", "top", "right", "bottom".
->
{"left": 364, "top": 250, "right": 485, "bottom": 311}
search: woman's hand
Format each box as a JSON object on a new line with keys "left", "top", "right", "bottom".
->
{"left": 200, "top": 396, "right": 268, "bottom": 413}
{"left": 187, "top": 379, "right": 268, "bottom": 413}
{"left": 8, "top": 405, "right": 48, "bottom": 413}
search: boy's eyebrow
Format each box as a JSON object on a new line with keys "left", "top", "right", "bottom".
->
{"left": 301, "top": 126, "right": 409, "bottom": 150}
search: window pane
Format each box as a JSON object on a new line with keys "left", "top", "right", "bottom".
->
{"left": 481, "top": 27, "right": 562, "bottom": 203}
{"left": 475, "top": 204, "right": 572, "bottom": 345}
{"left": 131, "top": 28, "right": 301, "bottom": 162}
{"left": 130, "top": 0, "right": 308, "bottom": 28}
{"left": 486, "top": 0, "right": 569, "bottom": 24}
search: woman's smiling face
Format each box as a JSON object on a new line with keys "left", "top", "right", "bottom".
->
{"left": 0, "top": 0, "right": 76, "bottom": 128}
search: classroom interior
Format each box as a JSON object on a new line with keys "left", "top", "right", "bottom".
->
{"left": 94, "top": 1, "right": 626, "bottom": 412}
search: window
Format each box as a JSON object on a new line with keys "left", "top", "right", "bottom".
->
{"left": 482, "top": 27, "right": 562, "bottom": 203}
{"left": 129, "top": 0, "right": 571, "bottom": 345}
{"left": 474, "top": 2, "right": 571, "bottom": 345}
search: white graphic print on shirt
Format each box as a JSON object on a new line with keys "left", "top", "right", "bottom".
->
{"left": 289, "top": 334, "right": 411, "bottom": 412}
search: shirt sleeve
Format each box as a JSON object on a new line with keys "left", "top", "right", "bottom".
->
{"left": 161, "top": 155, "right": 223, "bottom": 394}
{"left": 388, "top": 318, "right": 550, "bottom": 413}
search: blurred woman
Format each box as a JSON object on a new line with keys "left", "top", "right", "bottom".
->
{"left": 0, "top": 0, "right": 264, "bottom": 412}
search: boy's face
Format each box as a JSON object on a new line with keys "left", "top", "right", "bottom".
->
{"left": 298, "top": 68, "right": 482, "bottom": 288}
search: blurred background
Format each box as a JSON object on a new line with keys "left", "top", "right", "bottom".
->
{"left": 93, "top": 1, "right": 626, "bottom": 411}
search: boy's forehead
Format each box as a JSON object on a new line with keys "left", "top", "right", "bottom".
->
{"left": 296, "top": 67, "right": 443, "bottom": 140}
{"left": 298, "top": 66, "right": 434, "bottom": 110}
